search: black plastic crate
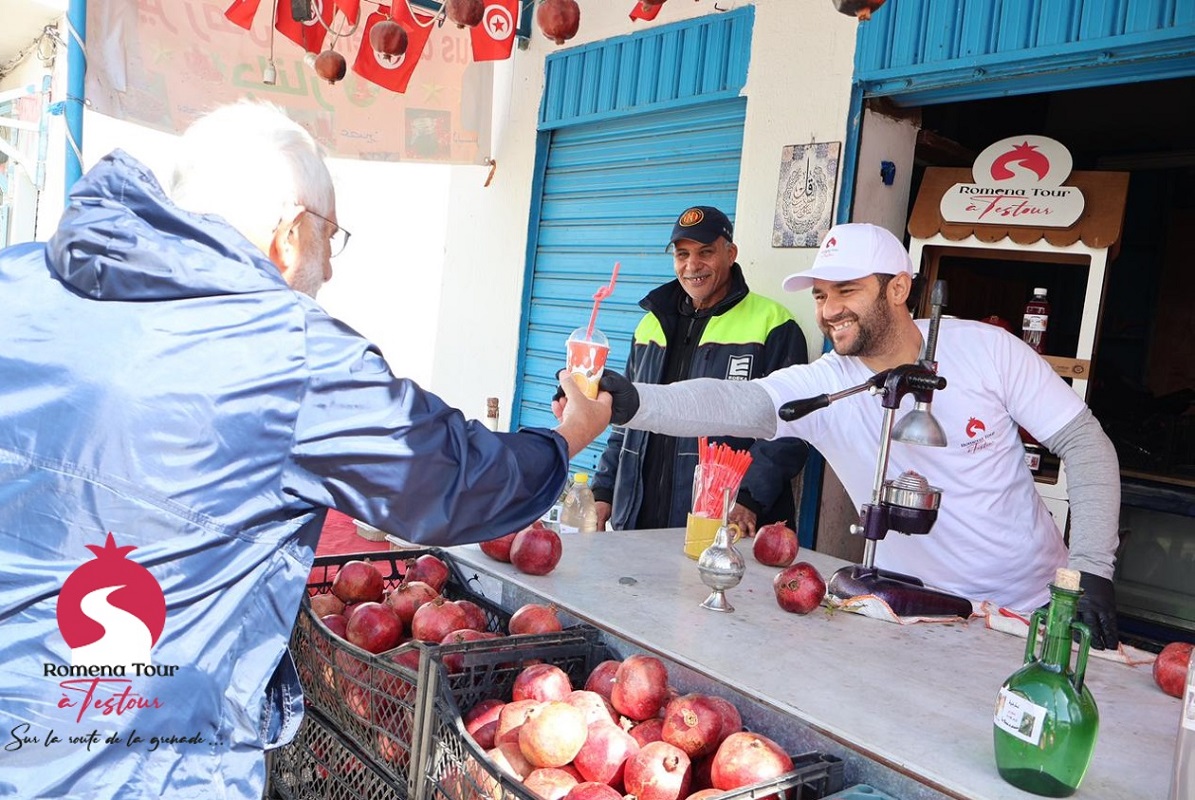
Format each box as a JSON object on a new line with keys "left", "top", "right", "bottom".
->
{"left": 414, "top": 631, "right": 845, "bottom": 800}
{"left": 267, "top": 706, "right": 406, "bottom": 800}
{"left": 293, "top": 549, "right": 515, "bottom": 795}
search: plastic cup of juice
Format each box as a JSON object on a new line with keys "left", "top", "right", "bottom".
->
{"left": 566, "top": 327, "right": 609, "bottom": 400}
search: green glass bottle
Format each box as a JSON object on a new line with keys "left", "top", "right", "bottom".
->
{"left": 992, "top": 568, "right": 1100, "bottom": 797}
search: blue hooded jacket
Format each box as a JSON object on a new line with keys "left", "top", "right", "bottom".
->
{"left": 0, "top": 151, "right": 568, "bottom": 798}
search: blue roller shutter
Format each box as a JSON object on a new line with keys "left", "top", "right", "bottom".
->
{"left": 511, "top": 9, "right": 752, "bottom": 475}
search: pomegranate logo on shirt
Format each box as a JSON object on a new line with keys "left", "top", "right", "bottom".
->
{"left": 56, "top": 533, "right": 166, "bottom": 669}
{"left": 965, "top": 418, "right": 987, "bottom": 438}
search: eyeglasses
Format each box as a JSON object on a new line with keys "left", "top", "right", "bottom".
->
{"left": 302, "top": 208, "right": 351, "bottom": 257}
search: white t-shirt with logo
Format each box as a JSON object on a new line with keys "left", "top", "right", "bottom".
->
{"left": 757, "top": 319, "right": 1084, "bottom": 611}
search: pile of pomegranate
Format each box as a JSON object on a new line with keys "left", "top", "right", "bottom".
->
{"left": 480, "top": 520, "right": 564, "bottom": 576}
{"left": 443, "top": 654, "right": 796, "bottom": 800}
{"left": 308, "top": 555, "right": 574, "bottom": 769}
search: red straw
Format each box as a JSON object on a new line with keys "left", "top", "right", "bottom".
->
{"left": 586, "top": 262, "right": 621, "bottom": 340}
{"left": 694, "top": 438, "right": 752, "bottom": 517}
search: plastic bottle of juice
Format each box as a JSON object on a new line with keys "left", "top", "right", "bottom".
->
{"left": 559, "top": 472, "right": 598, "bottom": 533}
{"left": 1022, "top": 288, "right": 1051, "bottom": 354}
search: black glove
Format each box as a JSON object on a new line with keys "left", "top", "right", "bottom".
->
{"left": 1076, "top": 571, "right": 1119, "bottom": 650}
{"left": 598, "top": 371, "right": 639, "bottom": 426}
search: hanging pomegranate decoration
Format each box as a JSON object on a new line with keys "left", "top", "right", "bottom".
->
{"left": 369, "top": 19, "right": 409, "bottom": 61}
{"left": 831, "top": 0, "right": 888, "bottom": 21}
{"left": 445, "top": 0, "right": 485, "bottom": 28}
{"left": 537, "top": 0, "right": 580, "bottom": 46}
{"left": 314, "top": 48, "right": 347, "bottom": 84}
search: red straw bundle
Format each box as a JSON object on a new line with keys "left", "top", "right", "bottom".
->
{"left": 692, "top": 437, "right": 753, "bottom": 518}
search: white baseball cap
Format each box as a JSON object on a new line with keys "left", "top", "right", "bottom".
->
{"left": 781, "top": 223, "right": 913, "bottom": 292}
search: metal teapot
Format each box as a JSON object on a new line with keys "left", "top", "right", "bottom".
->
{"left": 697, "top": 489, "right": 745, "bottom": 612}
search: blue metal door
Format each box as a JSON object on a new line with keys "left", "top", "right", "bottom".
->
{"left": 512, "top": 9, "right": 753, "bottom": 474}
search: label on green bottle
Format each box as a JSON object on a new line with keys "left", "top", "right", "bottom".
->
{"left": 994, "top": 687, "right": 1047, "bottom": 745}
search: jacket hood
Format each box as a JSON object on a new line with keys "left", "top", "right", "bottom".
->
{"left": 46, "top": 149, "right": 286, "bottom": 301}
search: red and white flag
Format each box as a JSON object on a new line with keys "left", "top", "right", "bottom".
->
{"left": 275, "top": 0, "right": 335, "bottom": 53}
{"left": 470, "top": 0, "right": 520, "bottom": 62}
{"left": 224, "top": 0, "right": 263, "bottom": 29}
{"left": 335, "top": 0, "right": 360, "bottom": 25}
{"left": 353, "top": 5, "right": 434, "bottom": 94}
{"left": 630, "top": 1, "right": 664, "bottom": 22}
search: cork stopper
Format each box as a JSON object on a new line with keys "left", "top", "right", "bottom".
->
{"left": 1054, "top": 568, "right": 1081, "bottom": 591}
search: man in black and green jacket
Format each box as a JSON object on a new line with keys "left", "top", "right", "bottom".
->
{"left": 592, "top": 206, "right": 809, "bottom": 533}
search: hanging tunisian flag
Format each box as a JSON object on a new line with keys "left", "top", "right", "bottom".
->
{"left": 630, "top": 1, "right": 664, "bottom": 21}
{"left": 335, "top": 0, "right": 360, "bottom": 25}
{"left": 470, "top": 0, "right": 520, "bottom": 62}
{"left": 353, "top": 5, "right": 435, "bottom": 94}
{"left": 224, "top": 0, "right": 262, "bottom": 29}
{"left": 276, "top": 0, "right": 335, "bottom": 53}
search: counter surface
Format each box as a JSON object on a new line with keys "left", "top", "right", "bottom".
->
{"left": 446, "top": 529, "right": 1174, "bottom": 800}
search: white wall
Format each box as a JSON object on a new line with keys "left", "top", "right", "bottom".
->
{"left": 432, "top": 1, "right": 863, "bottom": 419}
{"left": 79, "top": 110, "right": 450, "bottom": 389}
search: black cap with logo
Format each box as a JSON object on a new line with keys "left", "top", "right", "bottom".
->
{"left": 668, "top": 206, "right": 734, "bottom": 246}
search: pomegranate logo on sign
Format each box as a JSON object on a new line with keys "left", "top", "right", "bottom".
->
{"left": 965, "top": 417, "right": 986, "bottom": 438}
{"left": 56, "top": 533, "right": 166, "bottom": 670}
{"left": 939, "top": 134, "right": 1084, "bottom": 227}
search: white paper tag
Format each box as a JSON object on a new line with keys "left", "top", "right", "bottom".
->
{"left": 994, "top": 686, "right": 1047, "bottom": 745}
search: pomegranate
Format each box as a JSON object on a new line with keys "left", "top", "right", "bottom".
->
{"left": 567, "top": 782, "right": 623, "bottom": 800}
{"left": 369, "top": 18, "right": 408, "bottom": 61}
{"left": 464, "top": 698, "right": 505, "bottom": 749}
{"left": 331, "top": 560, "right": 385, "bottom": 603}
{"left": 310, "top": 592, "right": 346, "bottom": 618}
{"left": 611, "top": 654, "right": 670, "bottom": 721}
{"left": 376, "top": 729, "right": 410, "bottom": 767}
{"left": 584, "top": 660, "right": 622, "bottom": 700}
{"left": 479, "top": 530, "right": 519, "bottom": 562}
{"left": 510, "top": 602, "right": 564, "bottom": 635}
{"left": 411, "top": 596, "right": 469, "bottom": 643}
{"left": 408, "top": 554, "right": 450, "bottom": 593}
{"left": 685, "top": 790, "right": 723, "bottom": 800}
{"left": 385, "top": 579, "right": 440, "bottom": 629}
{"left": 445, "top": 0, "right": 485, "bottom": 28}
{"left": 510, "top": 525, "right": 563, "bottom": 575}
{"left": 319, "top": 613, "right": 348, "bottom": 639}
{"left": 661, "top": 695, "right": 723, "bottom": 758}
{"left": 704, "top": 696, "right": 742, "bottom": 745}
{"left": 513, "top": 663, "right": 573, "bottom": 703}
{"left": 313, "top": 49, "right": 347, "bottom": 84}
{"left": 524, "top": 767, "right": 580, "bottom": 800}
{"left": 689, "top": 754, "right": 714, "bottom": 792}
{"left": 519, "top": 701, "right": 588, "bottom": 768}
{"left": 629, "top": 717, "right": 664, "bottom": 746}
{"left": 573, "top": 720, "right": 639, "bottom": 788}
{"left": 455, "top": 599, "right": 489, "bottom": 632}
{"left": 496, "top": 699, "right": 542, "bottom": 743}
{"left": 772, "top": 562, "right": 826, "bottom": 615}
{"left": 752, "top": 523, "right": 799, "bottom": 567}
{"left": 709, "top": 732, "right": 793, "bottom": 791}
{"left": 440, "top": 628, "right": 497, "bottom": 672}
{"left": 565, "top": 690, "right": 616, "bottom": 725}
{"left": 1154, "top": 641, "right": 1194, "bottom": 698}
{"left": 489, "top": 740, "right": 535, "bottom": 780}
{"left": 536, "top": 0, "right": 580, "bottom": 45}
{"left": 345, "top": 602, "right": 403, "bottom": 653}
{"left": 343, "top": 601, "right": 366, "bottom": 621}
{"left": 624, "top": 740, "right": 691, "bottom": 800}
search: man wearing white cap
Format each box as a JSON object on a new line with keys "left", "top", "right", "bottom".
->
{"left": 581, "top": 222, "right": 1122, "bottom": 648}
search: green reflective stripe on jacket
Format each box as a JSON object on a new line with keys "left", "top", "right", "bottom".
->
{"left": 700, "top": 293, "right": 795, "bottom": 345}
{"left": 631, "top": 292, "right": 793, "bottom": 347}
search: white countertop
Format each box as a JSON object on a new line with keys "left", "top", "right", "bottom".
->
{"left": 444, "top": 528, "right": 1176, "bottom": 800}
